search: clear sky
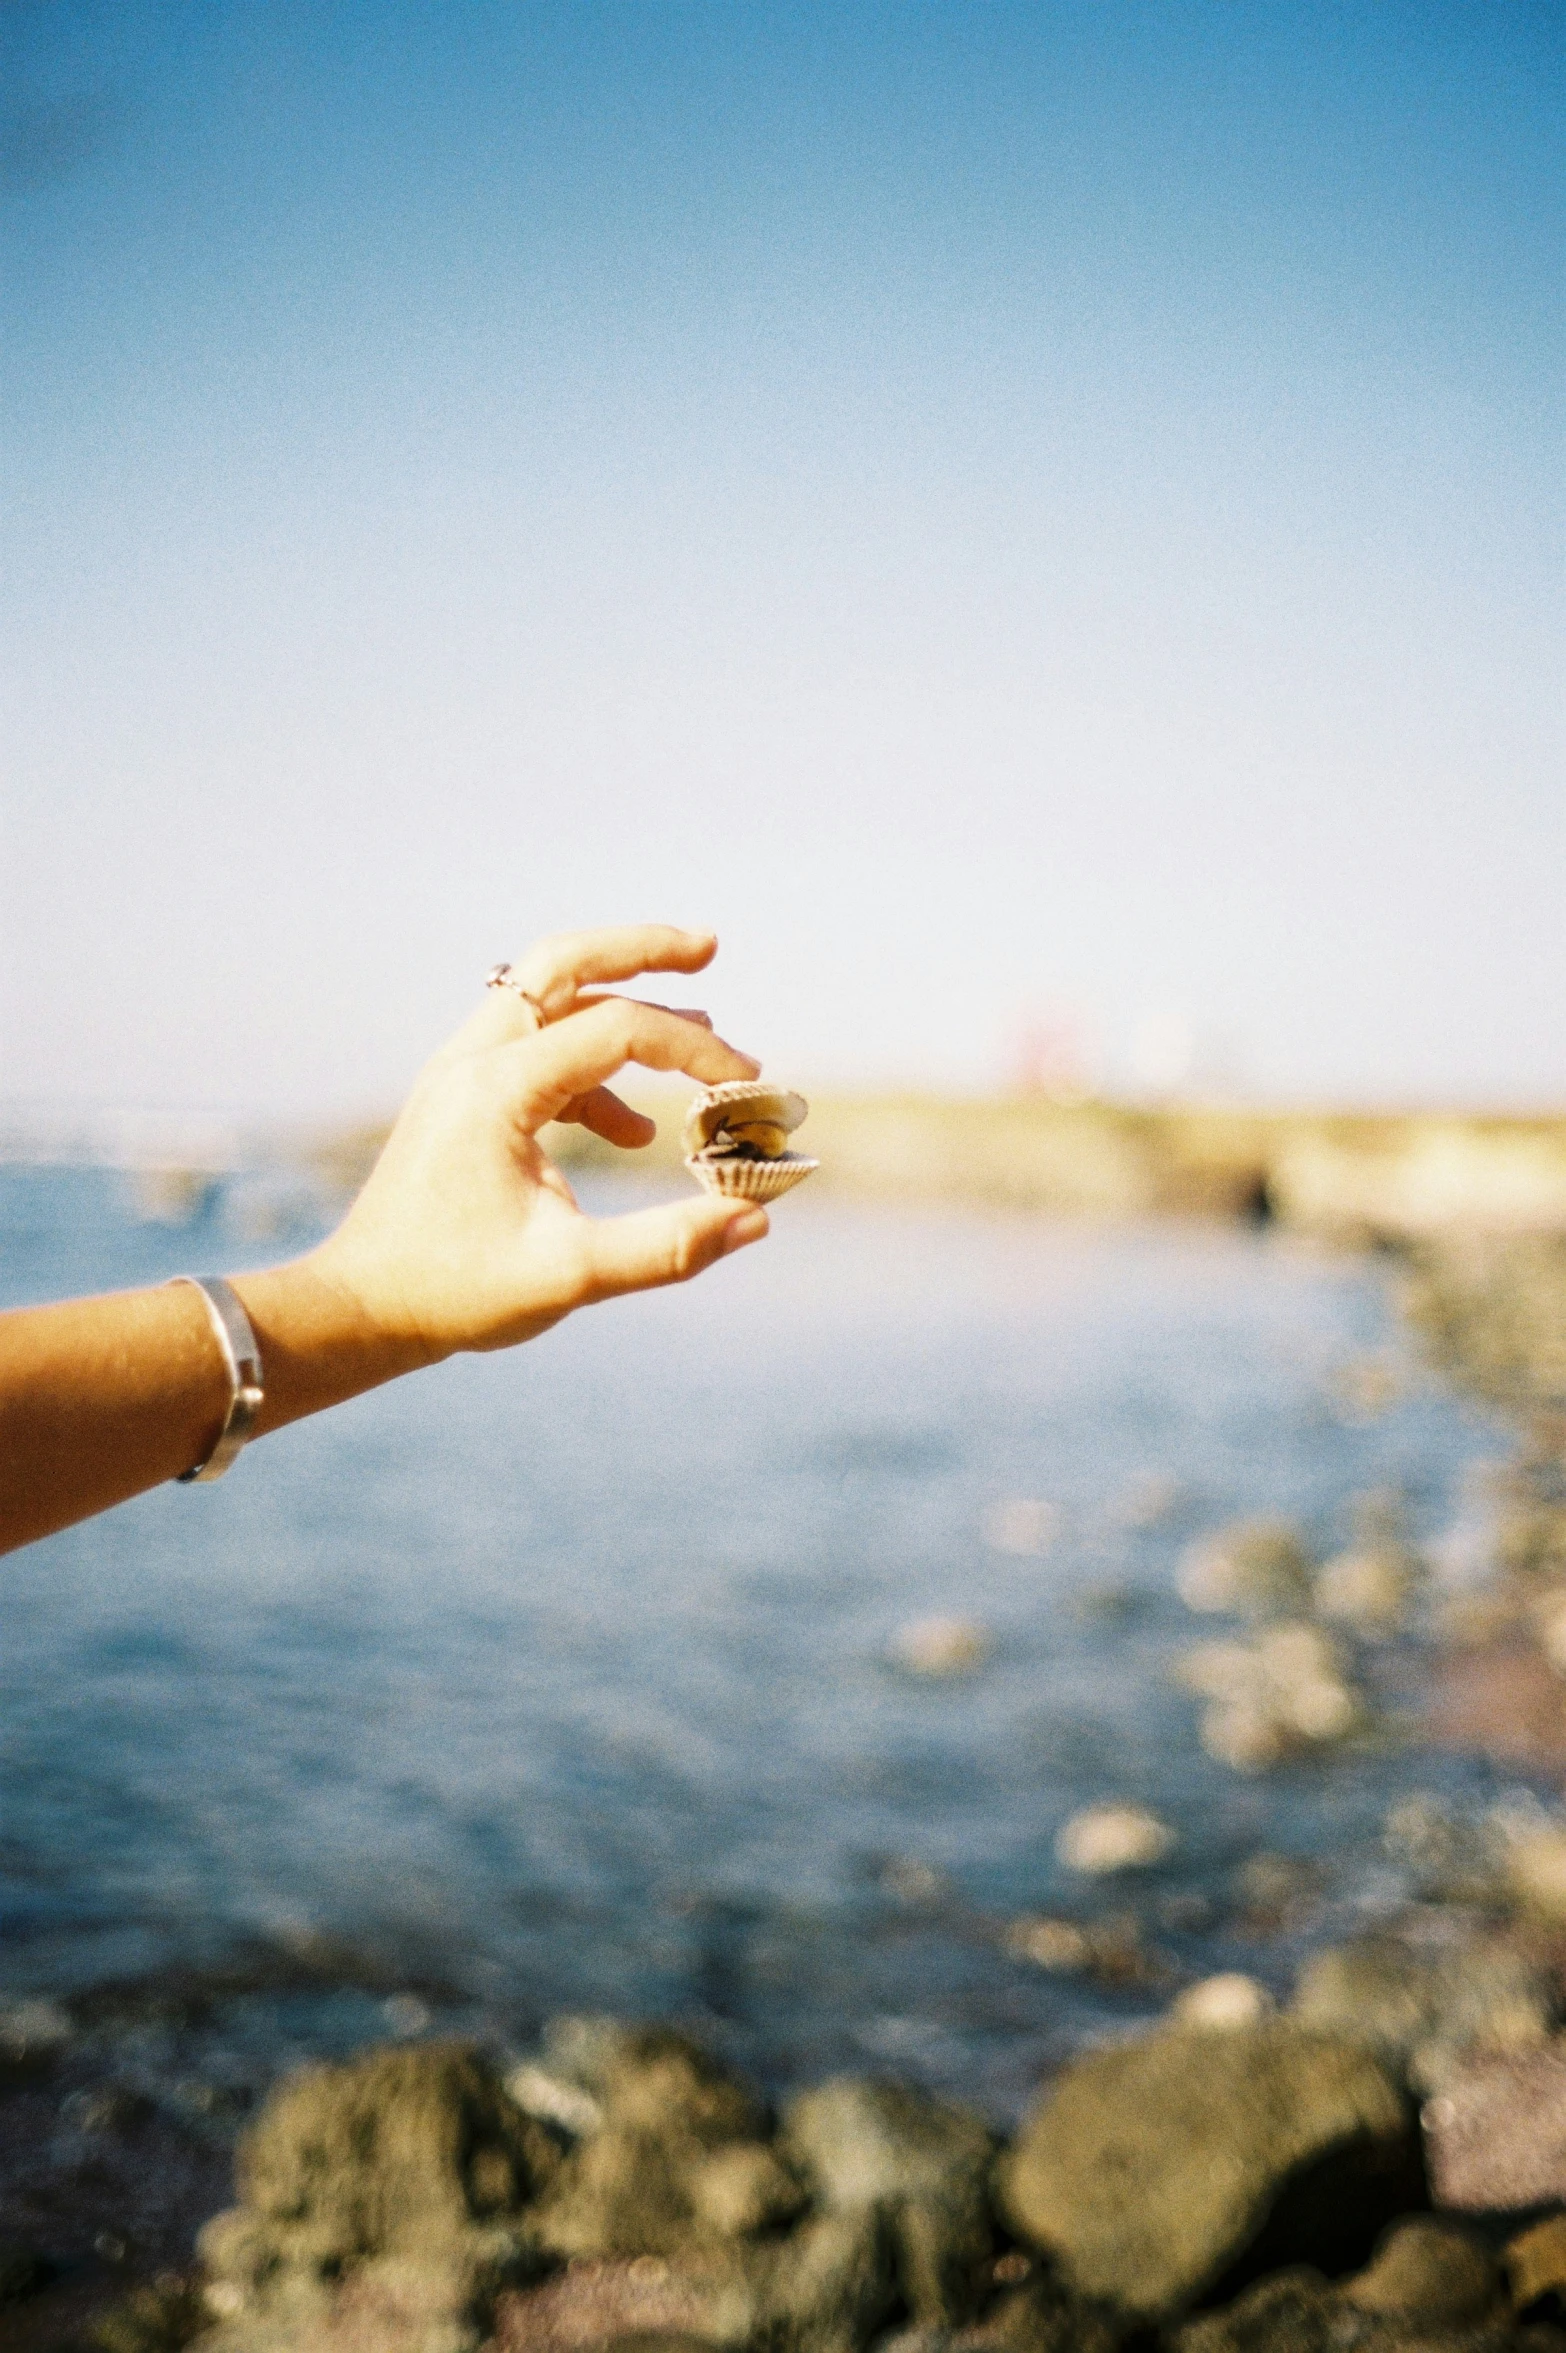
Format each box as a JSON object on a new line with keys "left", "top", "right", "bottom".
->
{"left": 3, "top": 1, "right": 1561, "bottom": 1121}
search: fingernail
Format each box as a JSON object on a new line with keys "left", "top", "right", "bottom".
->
{"left": 722, "top": 1208, "right": 769, "bottom": 1253}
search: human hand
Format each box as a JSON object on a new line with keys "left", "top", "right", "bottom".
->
{"left": 306, "top": 926, "right": 770, "bottom": 1364}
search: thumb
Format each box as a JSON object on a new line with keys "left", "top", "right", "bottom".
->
{"left": 576, "top": 1197, "right": 769, "bottom": 1301}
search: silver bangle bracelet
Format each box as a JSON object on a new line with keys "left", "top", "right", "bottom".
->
{"left": 171, "top": 1275, "right": 265, "bottom": 1483}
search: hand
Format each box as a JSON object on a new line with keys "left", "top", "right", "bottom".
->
{"left": 306, "top": 926, "right": 770, "bottom": 1362}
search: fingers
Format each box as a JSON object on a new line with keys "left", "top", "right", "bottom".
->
{"left": 443, "top": 926, "right": 720, "bottom": 1060}
{"left": 559, "top": 1086, "right": 658, "bottom": 1149}
{"left": 513, "top": 926, "right": 718, "bottom": 1019}
{"left": 498, "top": 998, "right": 760, "bottom": 1132}
{"left": 576, "top": 994, "right": 713, "bottom": 1028}
{"left": 573, "top": 1197, "right": 769, "bottom": 1303}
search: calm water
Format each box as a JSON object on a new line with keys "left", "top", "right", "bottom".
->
{"left": 0, "top": 1166, "right": 1521, "bottom": 2125}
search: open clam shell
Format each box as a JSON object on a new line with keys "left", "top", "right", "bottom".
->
{"left": 683, "top": 1080, "right": 819, "bottom": 1203}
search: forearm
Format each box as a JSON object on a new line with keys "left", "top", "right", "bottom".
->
{"left": 2, "top": 927, "right": 767, "bottom": 1557}
{"left": 0, "top": 1258, "right": 431, "bottom": 1556}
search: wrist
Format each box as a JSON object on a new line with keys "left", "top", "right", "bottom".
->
{"left": 229, "top": 1254, "right": 442, "bottom": 1438}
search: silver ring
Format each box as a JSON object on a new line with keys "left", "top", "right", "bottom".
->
{"left": 485, "top": 964, "right": 547, "bottom": 1027}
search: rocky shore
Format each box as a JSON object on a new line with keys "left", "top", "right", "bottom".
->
{"left": 7, "top": 1239, "right": 1566, "bottom": 2352}
{"left": 13, "top": 1976, "right": 1566, "bottom": 2353}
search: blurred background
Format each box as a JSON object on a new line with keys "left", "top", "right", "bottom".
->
{"left": 2, "top": 4, "right": 1565, "bottom": 2333}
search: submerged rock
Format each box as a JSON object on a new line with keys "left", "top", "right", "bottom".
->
{"left": 893, "top": 1618, "right": 992, "bottom": 1677}
{"left": 781, "top": 2076, "right": 996, "bottom": 2327}
{"left": 984, "top": 1500, "right": 1061, "bottom": 1557}
{"left": 1178, "top": 1521, "right": 1314, "bottom": 1620}
{"left": 997, "top": 2020, "right": 1418, "bottom": 2320}
{"left": 1055, "top": 1803, "right": 1176, "bottom": 1875}
{"left": 1314, "top": 1495, "right": 1426, "bottom": 1639}
{"left": 1315, "top": 1545, "right": 1424, "bottom": 1638}
{"left": 1004, "top": 1912, "right": 1170, "bottom": 1989}
{"left": 1170, "top": 1975, "right": 1275, "bottom": 2032}
{"left": 1179, "top": 1622, "right": 1365, "bottom": 1773}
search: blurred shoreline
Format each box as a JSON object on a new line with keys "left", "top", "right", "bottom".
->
{"left": 7, "top": 1095, "right": 1566, "bottom": 1245}
{"left": 345, "top": 1096, "right": 1566, "bottom": 1245}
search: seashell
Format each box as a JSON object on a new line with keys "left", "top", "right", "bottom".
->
{"left": 683, "top": 1080, "right": 819, "bottom": 1202}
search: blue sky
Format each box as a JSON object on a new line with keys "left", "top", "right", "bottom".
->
{"left": 3, "top": 1, "right": 1561, "bottom": 1118}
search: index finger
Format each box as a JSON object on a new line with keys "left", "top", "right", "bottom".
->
{"left": 512, "top": 926, "right": 718, "bottom": 1017}
{"left": 495, "top": 998, "right": 759, "bottom": 1132}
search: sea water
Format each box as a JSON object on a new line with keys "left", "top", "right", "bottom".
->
{"left": 0, "top": 1164, "right": 1522, "bottom": 2124}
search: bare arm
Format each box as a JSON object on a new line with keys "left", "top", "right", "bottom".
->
{"left": 0, "top": 926, "right": 770, "bottom": 1556}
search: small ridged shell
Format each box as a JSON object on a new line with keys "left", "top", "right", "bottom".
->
{"left": 687, "top": 1152, "right": 820, "bottom": 1203}
{"left": 682, "top": 1080, "right": 809, "bottom": 1159}
{"left": 683, "top": 1079, "right": 817, "bottom": 1202}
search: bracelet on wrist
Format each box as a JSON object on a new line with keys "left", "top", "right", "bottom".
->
{"left": 171, "top": 1275, "right": 264, "bottom": 1483}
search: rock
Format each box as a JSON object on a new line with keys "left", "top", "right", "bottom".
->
{"left": 1055, "top": 1803, "right": 1176, "bottom": 1875}
{"left": 1315, "top": 1545, "right": 1423, "bottom": 1638}
{"left": 0, "top": 2239, "right": 51, "bottom": 2304}
{"left": 0, "top": 1994, "right": 71, "bottom": 2079}
{"left": 1429, "top": 1640, "right": 1566, "bottom": 1775}
{"left": 1423, "top": 2046, "right": 1566, "bottom": 2211}
{"left": 1327, "top": 1356, "right": 1404, "bottom": 1420}
{"left": 1231, "top": 1853, "right": 1328, "bottom": 1934}
{"left": 1534, "top": 1590, "right": 1566, "bottom": 1677}
{"left": 1508, "top": 2214, "right": 1566, "bottom": 2313}
{"left": 1178, "top": 1521, "right": 1314, "bottom": 1619}
{"left": 782, "top": 2077, "right": 996, "bottom": 2328}
{"left": 1114, "top": 1474, "right": 1187, "bottom": 1530}
{"left": 1315, "top": 1494, "right": 1426, "bottom": 1639}
{"left": 1343, "top": 2216, "right": 1503, "bottom": 2323}
{"left": 1178, "top": 1624, "right": 1364, "bottom": 1772}
{"left": 197, "top": 2041, "right": 559, "bottom": 2345}
{"left": 1400, "top": 1236, "right": 1566, "bottom": 1418}
{"left": 1170, "top": 1976, "right": 1275, "bottom": 2032}
{"left": 1292, "top": 1929, "right": 1555, "bottom": 2094}
{"left": 893, "top": 1618, "right": 992, "bottom": 1677}
{"left": 1502, "top": 1823, "right": 1566, "bottom": 1920}
{"left": 752, "top": 2206, "right": 899, "bottom": 2353}
{"left": 984, "top": 1500, "right": 1060, "bottom": 1557}
{"left": 532, "top": 2028, "right": 780, "bottom": 2261}
{"left": 1003, "top": 1918, "right": 1095, "bottom": 1973}
{"left": 1172, "top": 2221, "right": 1506, "bottom": 2353}
{"left": 491, "top": 2252, "right": 755, "bottom": 2352}
{"left": 1381, "top": 1796, "right": 1497, "bottom": 1903}
{"left": 86, "top": 2273, "right": 210, "bottom": 2353}
{"left": 1004, "top": 1914, "right": 1169, "bottom": 1989}
{"left": 1171, "top": 2267, "right": 1339, "bottom": 2353}
{"left": 506, "top": 2061, "right": 605, "bottom": 2139}
{"left": 997, "top": 2020, "right": 1418, "bottom": 2318}
{"left": 952, "top": 2274, "right": 1122, "bottom": 2353}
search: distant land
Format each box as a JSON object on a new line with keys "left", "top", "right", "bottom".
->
{"left": 307, "top": 1097, "right": 1566, "bottom": 1244}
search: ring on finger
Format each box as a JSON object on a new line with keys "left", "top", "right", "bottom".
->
{"left": 485, "top": 964, "right": 549, "bottom": 1028}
